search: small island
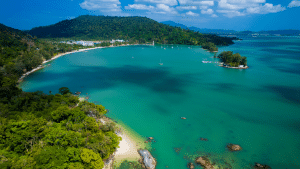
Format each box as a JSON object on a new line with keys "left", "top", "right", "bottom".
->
{"left": 216, "top": 51, "right": 248, "bottom": 69}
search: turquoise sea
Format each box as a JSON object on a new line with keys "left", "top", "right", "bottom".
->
{"left": 21, "top": 37, "right": 300, "bottom": 169}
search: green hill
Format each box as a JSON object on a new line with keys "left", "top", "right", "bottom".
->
{"left": 28, "top": 15, "right": 235, "bottom": 46}
{"left": 0, "top": 23, "right": 122, "bottom": 169}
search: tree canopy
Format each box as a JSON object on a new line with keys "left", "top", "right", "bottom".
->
{"left": 0, "top": 88, "right": 121, "bottom": 168}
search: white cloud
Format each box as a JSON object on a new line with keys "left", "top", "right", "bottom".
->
{"left": 125, "top": 4, "right": 155, "bottom": 10}
{"left": 135, "top": 0, "right": 178, "bottom": 6}
{"left": 247, "top": 3, "right": 286, "bottom": 14}
{"left": 217, "top": 9, "right": 246, "bottom": 17}
{"left": 199, "top": 6, "right": 208, "bottom": 10}
{"left": 156, "top": 4, "right": 179, "bottom": 14}
{"left": 218, "top": 0, "right": 268, "bottom": 10}
{"left": 217, "top": 0, "right": 285, "bottom": 17}
{"left": 201, "top": 9, "right": 214, "bottom": 14}
{"left": 80, "top": 0, "right": 122, "bottom": 12}
{"left": 227, "top": 0, "right": 265, "bottom": 3}
{"left": 198, "top": 1, "right": 214, "bottom": 6}
{"left": 288, "top": 0, "right": 300, "bottom": 8}
{"left": 211, "top": 14, "right": 218, "bottom": 17}
{"left": 178, "top": 0, "right": 214, "bottom": 6}
{"left": 176, "top": 6, "right": 197, "bottom": 10}
{"left": 186, "top": 11, "right": 199, "bottom": 16}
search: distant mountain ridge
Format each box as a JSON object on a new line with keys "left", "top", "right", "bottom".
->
{"left": 160, "top": 21, "right": 188, "bottom": 29}
{"left": 160, "top": 21, "right": 237, "bottom": 34}
{"left": 161, "top": 21, "right": 300, "bottom": 36}
{"left": 189, "top": 27, "right": 237, "bottom": 34}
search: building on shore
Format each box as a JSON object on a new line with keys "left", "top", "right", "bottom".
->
{"left": 76, "top": 40, "right": 94, "bottom": 46}
{"left": 110, "top": 39, "right": 125, "bottom": 43}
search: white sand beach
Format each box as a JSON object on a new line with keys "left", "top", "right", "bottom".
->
{"left": 100, "top": 117, "right": 147, "bottom": 168}
{"left": 114, "top": 131, "right": 141, "bottom": 162}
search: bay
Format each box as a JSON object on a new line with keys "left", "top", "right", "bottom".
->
{"left": 21, "top": 37, "right": 300, "bottom": 169}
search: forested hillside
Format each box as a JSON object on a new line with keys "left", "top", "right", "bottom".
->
{"left": 0, "top": 24, "right": 121, "bottom": 168}
{"left": 28, "top": 15, "right": 235, "bottom": 46}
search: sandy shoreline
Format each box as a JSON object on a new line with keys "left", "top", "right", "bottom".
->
{"left": 100, "top": 117, "right": 148, "bottom": 168}
{"left": 18, "top": 44, "right": 148, "bottom": 82}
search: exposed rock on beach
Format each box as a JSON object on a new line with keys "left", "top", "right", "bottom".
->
{"left": 138, "top": 149, "right": 156, "bottom": 169}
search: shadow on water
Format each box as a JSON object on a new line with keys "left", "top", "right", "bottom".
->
{"left": 151, "top": 103, "right": 171, "bottom": 115}
{"left": 264, "top": 85, "right": 300, "bottom": 104}
{"left": 246, "top": 40, "right": 300, "bottom": 48}
{"left": 260, "top": 48, "right": 300, "bottom": 60}
{"left": 256, "top": 52, "right": 300, "bottom": 75}
{"left": 268, "top": 63, "right": 300, "bottom": 75}
{"left": 208, "top": 83, "right": 241, "bottom": 92}
{"left": 26, "top": 65, "right": 190, "bottom": 95}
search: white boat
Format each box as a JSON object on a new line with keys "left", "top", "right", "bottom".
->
{"left": 159, "top": 59, "right": 163, "bottom": 65}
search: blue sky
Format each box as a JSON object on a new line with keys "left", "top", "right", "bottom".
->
{"left": 0, "top": 0, "right": 299, "bottom": 31}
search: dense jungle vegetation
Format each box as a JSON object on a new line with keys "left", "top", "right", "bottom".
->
{"left": 0, "top": 23, "right": 121, "bottom": 169}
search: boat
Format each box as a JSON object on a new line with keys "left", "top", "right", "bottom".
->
{"left": 159, "top": 59, "right": 163, "bottom": 65}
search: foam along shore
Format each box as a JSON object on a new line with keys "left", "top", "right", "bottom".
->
{"left": 17, "top": 44, "right": 145, "bottom": 82}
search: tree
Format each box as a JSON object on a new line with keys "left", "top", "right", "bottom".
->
{"left": 59, "top": 87, "right": 71, "bottom": 95}
{"left": 80, "top": 148, "right": 104, "bottom": 169}
{"left": 241, "top": 56, "right": 247, "bottom": 66}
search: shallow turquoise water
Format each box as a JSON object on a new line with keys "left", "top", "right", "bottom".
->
{"left": 21, "top": 37, "right": 300, "bottom": 169}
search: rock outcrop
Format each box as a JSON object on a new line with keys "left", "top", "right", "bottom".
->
{"left": 227, "top": 144, "right": 242, "bottom": 151}
{"left": 195, "top": 156, "right": 214, "bottom": 169}
{"left": 138, "top": 149, "right": 156, "bottom": 169}
{"left": 254, "top": 163, "right": 272, "bottom": 169}
{"left": 188, "top": 162, "right": 195, "bottom": 169}
{"left": 200, "top": 137, "right": 208, "bottom": 141}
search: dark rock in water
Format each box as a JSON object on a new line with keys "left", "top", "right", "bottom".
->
{"left": 75, "top": 91, "right": 81, "bottom": 95}
{"left": 227, "top": 144, "right": 242, "bottom": 151}
{"left": 174, "top": 147, "right": 182, "bottom": 154}
{"left": 195, "top": 156, "right": 214, "bottom": 169}
{"left": 254, "top": 163, "right": 272, "bottom": 169}
{"left": 138, "top": 149, "right": 156, "bottom": 169}
{"left": 181, "top": 117, "right": 187, "bottom": 119}
{"left": 188, "top": 162, "right": 195, "bottom": 169}
{"left": 200, "top": 137, "right": 208, "bottom": 141}
{"left": 148, "top": 137, "right": 154, "bottom": 140}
